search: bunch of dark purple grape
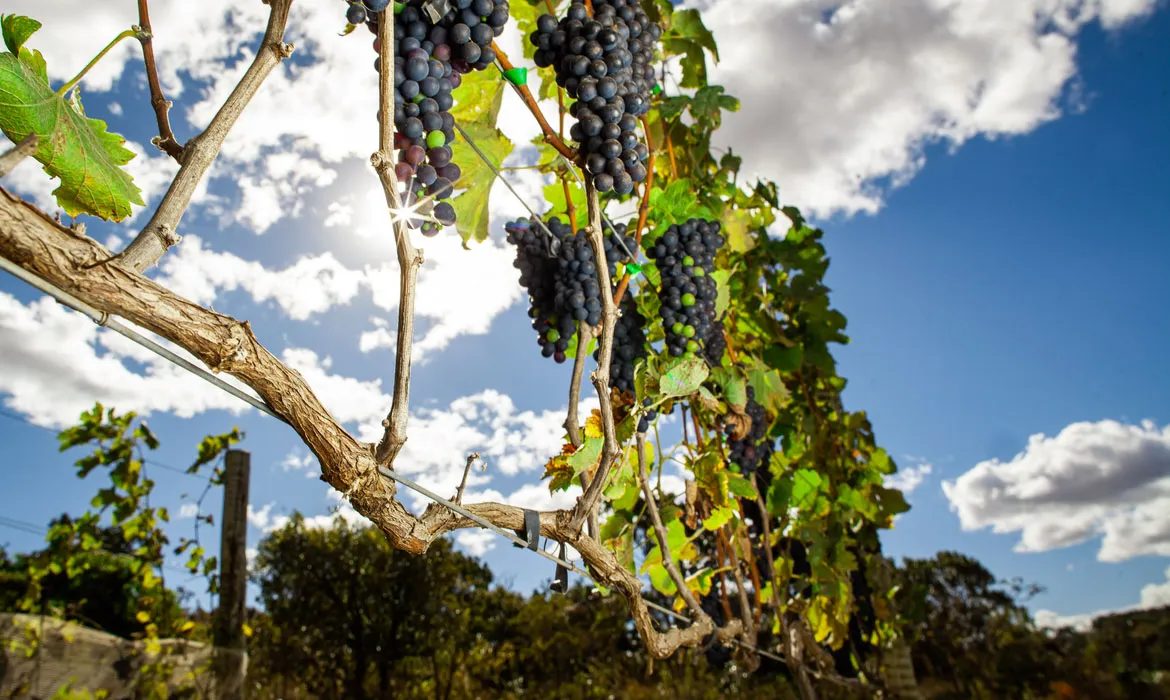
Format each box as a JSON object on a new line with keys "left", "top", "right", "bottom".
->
{"left": 703, "top": 317, "right": 727, "bottom": 367}
{"left": 347, "top": 0, "right": 510, "bottom": 236}
{"left": 505, "top": 217, "right": 633, "bottom": 363}
{"left": 529, "top": 0, "right": 660, "bottom": 195}
{"left": 645, "top": 218, "right": 723, "bottom": 358}
{"left": 725, "top": 386, "right": 772, "bottom": 476}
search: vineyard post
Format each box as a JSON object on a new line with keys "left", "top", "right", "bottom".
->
{"left": 212, "top": 448, "right": 250, "bottom": 700}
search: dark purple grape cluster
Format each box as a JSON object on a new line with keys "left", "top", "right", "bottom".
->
{"left": 353, "top": 0, "right": 510, "bottom": 236}
{"left": 529, "top": 0, "right": 660, "bottom": 195}
{"left": 505, "top": 217, "right": 633, "bottom": 363}
{"left": 645, "top": 218, "right": 723, "bottom": 358}
{"left": 598, "top": 293, "right": 648, "bottom": 394}
{"left": 703, "top": 317, "right": 727, "bottom": 367}
{"left": 726, "top": 387, "right": 772, "bottom": 476}
{"left": 637, "top": 398, "right": 657, "bottom": 433}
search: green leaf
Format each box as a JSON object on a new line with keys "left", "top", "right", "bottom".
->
{"left": 543, "top": 178, "right": 586, "bottom": 229}
{"left": 791, "top": 469, "right": 823, "bottom": 508}
{"left": 723, "top": 208, "right": 757, "bottom": 253}
{"left": 659, "top": 355, "right": 708, "bottom": 397}
{"left": 668, "top": 9, "right": 720, "bottom": 63}
{"left": 564, "top": 328, "right": 597, "bottom": 360}
{"left": 708, "top": 367, "right": 747, "bottom": 409}
{"left": 763, "top": 343, "right": 803, "bottom": 372}
{"left": 567, "top": 435, "right": 603, "bottom": 475}
{"left": 647, "top": 559, "right": 677, "bottom": 596}
{"left": 702, "top": 505, "right": 734, "bottom": 531}
{"left": 449, "top": 121, "right": 512, "bottom": 244}
{"left": 727, "top": 472, "right": 759, "bottom": 500}
{"left": 2, "top": 15, "right": 40, "bottom": 54}
{"left": 450, "top": 66, "right": 505, "bottom": 125}
{"left": 745, "top": 357, "right": 790, "bottom": 414}
{"left": 0, "top": 37, "right": 144, "bottom": 220}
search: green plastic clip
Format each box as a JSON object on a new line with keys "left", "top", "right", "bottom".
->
{"left": 651, "top": 83, "right": 662, "bottom": 96}
{"left": 502, "top": 67, "right": 529, "bottom": 87}
{"left": 624, "top": 263, "right": 643, "bottom": 276}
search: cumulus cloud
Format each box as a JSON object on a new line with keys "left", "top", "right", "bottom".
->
{"left": 0, "top": 292, "right": 253, "bottom": 427}
{"left": 942, "top": 419, "right": 1170, "bottom": 562}
{"left": 885, "top": 461, "right": 934, "bottom": 495}
{"left": 177, "top": 503, "right": 200, "bottom": 519}
{"left": 689, "top": 0, "right": 1160, "bottom": 216}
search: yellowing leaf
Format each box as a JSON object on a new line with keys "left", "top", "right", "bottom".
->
{"left": 135, "top": 611, "right": 150, "bottom": 624}
{"left": 242, "top": 622, "right": 253, "bottom": 638}
{"left": 584, "top": 413, "right": 603, "bottom": 439}
{"left": 449, "top": 121, "right": 512, "bottom": 244}
{"left": 179, "top": 620, "right": 196, "bottom": 633}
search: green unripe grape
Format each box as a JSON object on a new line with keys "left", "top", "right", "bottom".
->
{"left": 672, "top": 322, "right": 684, "bottom": 335}
{"left": 546, "top": 329, "right": 561, "bottom": 343}
{"left": 681, "top": 293, "right": 696, "bottom": 307}
{"left": 683, "top": 256, "right": 695, "bottom": 267}
{"left": 682, "top": 325, "right": 696, "bottom": 338}
{"left": 686, "top": 339, "right": 699, "bottom": 353}
{"left": 692, "top": 267, "right": 706, "bottom": 278}
{"left": 413, "top": 93, "right": 425, "bottom": 104}
{"left": 426, "top": 130, "right": 445, "bottom": 148}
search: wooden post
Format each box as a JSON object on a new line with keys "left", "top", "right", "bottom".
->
{"left": 213, "top": 448, "right": 250, "bottom": 699}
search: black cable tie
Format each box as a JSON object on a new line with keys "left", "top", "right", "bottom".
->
{"left": 551, "top": 541, "right": 569, "bottom": 593}
{"left": 701, "top": 626, "right": 722, "bottom": 652}
{"left": 512, "top": 509, "right": 541, "bottom": 551}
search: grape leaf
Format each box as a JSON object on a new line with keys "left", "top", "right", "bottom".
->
{"left": 702, "top": 505, "right": 734, "bottom": 531}
{"left": 0, "top": 18, "right": 144, "bottom": 221}
{"left": 659, "top": 355, "right": 708, "bottom": 397}
{"left": 708, "top": 367, "right": 746, "bottom": 409}
{"left": 449, "top": 121, "right": 512, "bottom": 244}
{"left": 763, "top": 343, "right": 803, "bottom": 372}
{"left": 727, "top": 472, "right": 759, "bottom": 500}
{"left": 723, "top": 208, "right": 757, "bottom": 252}
{"left": 450, "top": 66, "right": 505, "bottom": 124}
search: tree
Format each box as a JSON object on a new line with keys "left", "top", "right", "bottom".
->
{"left": 0, "top": 2, "right": 923, "bottom": 694}
{"left": 250, "top": 515, "right": 498, "bottom": 699}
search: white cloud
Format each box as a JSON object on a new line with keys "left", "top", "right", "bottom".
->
{"left": 155, "top": 235, "right": 366, "bottom": 321}
{"left": 942, "top": 419, "right": 1170, "bottom": 562}
{"left": 455, "top": 530, "right": 497, "bottom": 557}
{"left": 247, "top": 502, "right": 276, "bottom": 531}
{"left": 281, "top": 450, "right": 319, "bottom": 479}
{"left": 885, "top": 461, "right": 934, "bottom": 495}
{"left": 177, "top": 503, "right": 199, "bottom": 519}
{"left": 0, "top": 292, "right": 253, "bottom": 427}
{"left": 689, "top": 0, "right": 1160, "bottom": 217}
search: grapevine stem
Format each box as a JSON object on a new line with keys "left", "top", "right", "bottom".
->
{"left": 612, "top": 115, "right": 656, "bottom": 306}
{"left": 135, "top": 0, "right": 184, "bottom": 161}
{"left": 665, "top": 133, "right": 679, "bottom": 180}
{"left": 564, "top": 323, "right": 594, "bottom": 450}
{"left": 373, "top": 8, "right": 425, "bottom": 468}
{"left": 492, "top": 42, "right": 577, "bottom": 161}
{"left": 637, "top": 433, "right": 707, "bottom": 618}
{"left": 563, "top": 175, "right": 578, "bottom": 230}
{"left": 56, "top": 29, "right": 139, "bottom": 97}
{"left": 568, "top": 179, "right": 619, "bottom": 536}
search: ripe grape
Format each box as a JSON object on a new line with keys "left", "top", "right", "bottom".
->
{"left": 529, "top": 0, "right": 661, "bottom": 195}
{"left": 725, "top": 387, "right": 772, "bottom": 476}
{"left": 505, "top": 216, "right": 634, "bottom": 364}
{"left": 644, "top": 218, "right": 724, "bottom": 358}
{"left": 352, "top": 0, "right": 512, "bottom": 235}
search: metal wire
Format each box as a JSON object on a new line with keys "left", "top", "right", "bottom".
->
{"left": 0, "top": 257, "right": 288, "bottom": 426}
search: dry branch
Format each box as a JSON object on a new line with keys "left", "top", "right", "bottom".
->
{"left": 0, "top": 135, "right": 37, "bottom": 178}
{"left": 135, "top": 0, "right": 183, "bottom": 161}
{"left": 371, "top": 12, "right": 424, "bottom": 467}
{"left": 118, "top": 0, "right": 295, "bottom": 272}
{"left": 568, "top": 179, "right": 619, "bottom": 536}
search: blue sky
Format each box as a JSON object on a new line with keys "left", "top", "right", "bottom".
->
{"left": 1, "top": 0, "right": 1168, "bottom": 627}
